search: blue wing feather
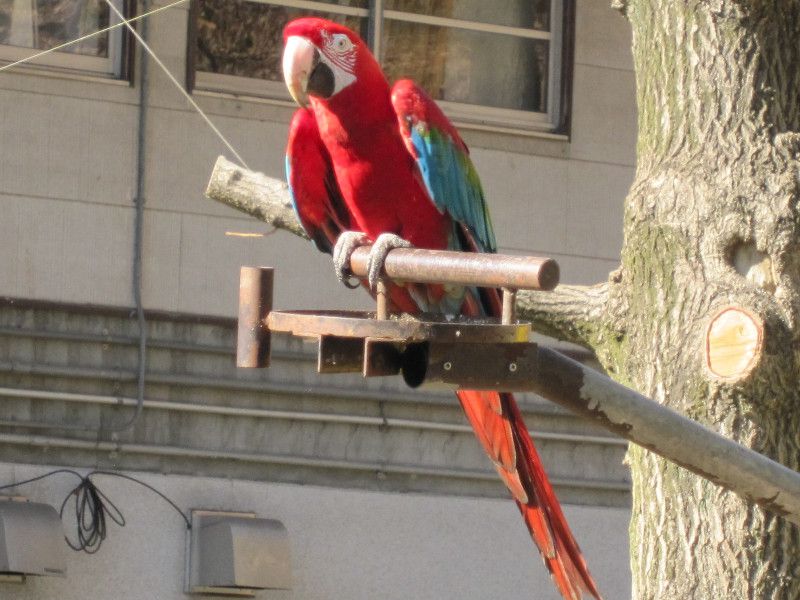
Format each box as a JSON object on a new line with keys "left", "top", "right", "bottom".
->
{"left": 393, "top": 80, "right": 497, "bottom": 254}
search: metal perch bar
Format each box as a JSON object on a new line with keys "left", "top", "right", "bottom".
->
{"left": 349, "top": 246, "right": 559, "bottom": 291}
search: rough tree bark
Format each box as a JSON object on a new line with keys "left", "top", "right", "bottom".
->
{"left": 206, "top": 2, "right": 800, "bottom": 596}
{"left": 524, "top": 1, "right": 800, "bottom": 597}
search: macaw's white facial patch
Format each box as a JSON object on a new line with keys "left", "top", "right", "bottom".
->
{"left": 319, "top": 30, "right": 357, "bottom": 96}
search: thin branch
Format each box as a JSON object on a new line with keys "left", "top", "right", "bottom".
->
{"left": 205, "top": 155, "right": 610, "bottom": 349}
{"left": 205, "top": 155, "right": 307, "bottom": 239}
{"left": 517, "top": 284, "right": 611, "bottom": 349}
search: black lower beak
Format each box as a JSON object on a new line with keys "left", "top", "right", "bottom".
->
{"left": 307, "top": 53, "right": 335, "bottom": 100}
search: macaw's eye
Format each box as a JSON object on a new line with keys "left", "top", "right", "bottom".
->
{"left": 331, "top": 33, "right": 353, "bottom": 53}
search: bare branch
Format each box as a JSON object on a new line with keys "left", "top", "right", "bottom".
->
{"left": 517, "top": 283, "right": 610, "bottom": 349}
{"left": 205, "top": 155, "right": 307, "bottom": 239}
{"left": 206, "top": 155, "right": 611, "bottom": 348}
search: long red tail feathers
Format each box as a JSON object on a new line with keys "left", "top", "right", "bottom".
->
{"left": 457, "top": 389, "right": 602, "bottom": 600}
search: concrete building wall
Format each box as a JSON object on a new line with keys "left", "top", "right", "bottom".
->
{"left": 0, "top": 464, "right": 631, "bottom": 600}
{"left": 0, "top": 0, "right": 637, "bottom": 598}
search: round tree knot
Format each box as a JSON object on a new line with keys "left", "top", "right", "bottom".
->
{"left": 705, "top": 306, "right": 764, "bottom": 382}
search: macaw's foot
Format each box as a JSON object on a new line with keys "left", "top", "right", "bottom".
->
{"left": 366, "top": 233, "right": 413, "bottom": 291}
{"left": 333, "top": 231, "right": 370, "bottom": 289}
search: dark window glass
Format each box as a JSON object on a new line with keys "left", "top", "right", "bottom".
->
{"left": 0, "top": 0, "right": 110, "bottom": 57}
{"left": 195, "top": 0, "right": 367, "bottom": 81}
{"left": 385, "top": 0, "right": 550, "bottom": 32}
{"left": 382, "top": 20, "right": 549, "bottom": 112}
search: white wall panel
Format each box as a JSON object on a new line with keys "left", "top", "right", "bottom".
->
{"left": 570, "top": 64, "right": 637, "bottom": 166}
{"left": 471, "top": 148, "right": 569, "bottom": 255}
{"left": 575, "top": 0, "right": 634, "bottom": 71}
{"left": 0, "top": 90, "right": 137, "bottom": 205}
{"left": 0, "top": 463, "right": 631, "bottom": 600}
{"left": 565, "top": 160, "right": 634, "bottom": 259}
{"left": 0, "top": 195, "right": 134, "bottom": 305}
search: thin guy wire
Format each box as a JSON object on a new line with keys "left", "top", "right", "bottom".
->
{"left": 103, "top": 0, "right": 250, "bottom": 169}
{"left": 0, "top": 0, "right": 188, "bottom": 74}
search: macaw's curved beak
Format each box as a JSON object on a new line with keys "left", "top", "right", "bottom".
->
{"left": 283, "top": 35, "right": 335, "bottom": 107}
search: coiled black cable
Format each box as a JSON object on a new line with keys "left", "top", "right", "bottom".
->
{"left": 0, "top": 469, "right": 191, "bottom": 554}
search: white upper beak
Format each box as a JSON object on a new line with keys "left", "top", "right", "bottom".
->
{"left": 282, "top": 35, "right": 316, "bottom": 107}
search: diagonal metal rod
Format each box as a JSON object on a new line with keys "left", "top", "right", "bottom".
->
{"left": 530, "top": 346, "right": 800, "bottom": 525}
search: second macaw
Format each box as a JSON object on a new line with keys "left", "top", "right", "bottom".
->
{"left": 282, "top": 17, "right": 602, "bottom": 600}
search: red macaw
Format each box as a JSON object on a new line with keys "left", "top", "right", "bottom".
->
{"left": 282, "top": 17, "right": 602, "bottom": 600}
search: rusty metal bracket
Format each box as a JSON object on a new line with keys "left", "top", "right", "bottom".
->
{"left": 262, "top": 309, "right": 535, "bottom": 385}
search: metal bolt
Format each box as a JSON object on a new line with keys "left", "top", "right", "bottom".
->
{"left": 443, "top": 361, "right": 452, "bottom": 371}
{"left": 509, "top": 362, "right": 517, "bottom": 372}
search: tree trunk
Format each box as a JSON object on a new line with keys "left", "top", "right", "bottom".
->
{"left": 604, "top": 1, "right": 800, "bottom": 597}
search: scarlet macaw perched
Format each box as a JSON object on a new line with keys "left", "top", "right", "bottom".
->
{"left": 282, "top": 18, "right": 602, "bottom": 600}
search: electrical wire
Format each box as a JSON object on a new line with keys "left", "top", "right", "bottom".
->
{"left": 0, "top": 469, "right": 191, "bottom": 554}
{"left": 0, "top": 0, "right": 249, "bottom": 168}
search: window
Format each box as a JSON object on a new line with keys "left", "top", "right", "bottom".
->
{"left": 0, "top": 0, "right": 125, "bottom": 77}
{"left": 191, "top": 0, "right": 569, "bottom": 132}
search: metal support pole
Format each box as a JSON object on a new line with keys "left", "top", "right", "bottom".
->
{"left": 376, "top": 279, "right": 389, "bottom": 320}
{"left": 398, "top": 342, "right": 800, "bottom": 522}
{"left": 501, "top": 288, "right": 516, "bottom": 325}
{"left": 236, "top": 267, "right": 273, "bottom": 368}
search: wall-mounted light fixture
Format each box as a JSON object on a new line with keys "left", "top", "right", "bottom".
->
{"left": 185, "top": 510, "right": 291, "bottom": 597}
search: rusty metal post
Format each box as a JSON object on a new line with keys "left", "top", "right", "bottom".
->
{"left": 376, "top": 279, "right": 389, "bottom": 320}
{"left": 237, "top": 267, "right": 273, "bottom": 368}
{"left": 501, "top": 288, "right": 516, "bottom": 325}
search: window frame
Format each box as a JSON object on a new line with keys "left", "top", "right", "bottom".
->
{"left": 190, "top": 0, "right": 573, "bottom": 134}
{"left": 0, "top": 0, "right": 128, "bottom": 79}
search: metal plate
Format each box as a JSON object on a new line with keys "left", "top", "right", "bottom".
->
{"left": 267, "top": 310, "right": 530, "bottom": 344}
{"left": 422, "top": 342, "right": 539, "bottom": 390}
{"left": 317, "top": 335, "right": 364, "bottom": 374}
{"left": 363, "top": 339, "right": 402, "bottom": 377}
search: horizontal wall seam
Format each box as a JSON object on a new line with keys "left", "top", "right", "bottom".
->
{"left": 0, "top": 326, "right": 306, "bottom": 359}
{"left": 0, "top": 359, "right": 580, "bottom": 416}
{"left": 0, "top": 432, "right": 630, "bottom": 493}
{"left": 0, "top": 386, "right": 627, "bottom": 447}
